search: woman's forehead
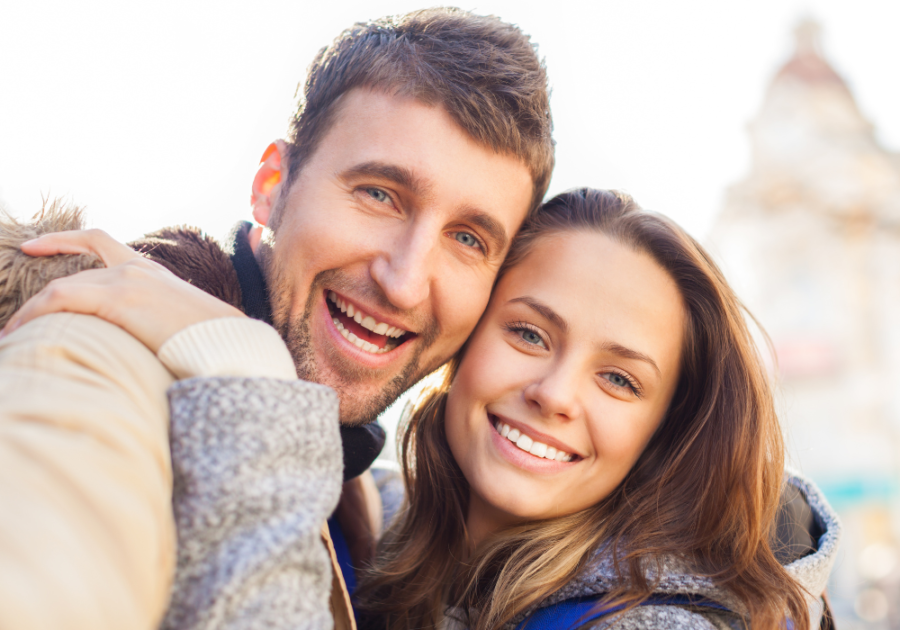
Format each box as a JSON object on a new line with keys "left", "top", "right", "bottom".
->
{"left": 492, "top": 230, "right": 685, "bottom": 367}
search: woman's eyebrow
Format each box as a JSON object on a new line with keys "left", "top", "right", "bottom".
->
{"left": 507, "top": 296, "right": 568, "bottom": 332}
{"left": 599, "top": 341, "right": 661, "bottom": 377}
{"left": 507, "top": 296, "right": 661, "bottom": 376}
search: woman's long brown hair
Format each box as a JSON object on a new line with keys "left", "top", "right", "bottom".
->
{"left": 355, "top": 189, "right": 810, "bottom": 630}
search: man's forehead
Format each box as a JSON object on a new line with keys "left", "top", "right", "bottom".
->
{"left": 308, "top": 88, "right": 534, "bottom": 226}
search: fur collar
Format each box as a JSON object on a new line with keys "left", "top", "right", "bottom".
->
{"left": 129, "top": 226, "right": 243, "bottom": 310}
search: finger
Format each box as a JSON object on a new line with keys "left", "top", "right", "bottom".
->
{"left": 20, "top": 229, "right": 140, "bottom": 267}
{"left": 2, "top": 275, "right": 109, "bottom": 337}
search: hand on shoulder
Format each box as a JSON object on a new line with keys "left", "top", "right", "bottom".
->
{"left": 0, "top": 229, "right": 245, "bottom": 353}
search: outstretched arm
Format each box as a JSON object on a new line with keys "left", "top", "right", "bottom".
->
{"left": 0, "top": 314, "right": 177, "bottom": 630}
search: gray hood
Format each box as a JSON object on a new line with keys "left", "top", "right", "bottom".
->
{"left": 508, "top": 469, "right": 841, "bottom": 630}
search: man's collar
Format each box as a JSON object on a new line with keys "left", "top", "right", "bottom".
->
{"left": 226, "top": 221, "right": 273, "bottom": 324}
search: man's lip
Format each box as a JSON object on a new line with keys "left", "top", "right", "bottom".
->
{"left": 319, "top": 291, "right": 414, "bottom": 367}
{"left": 326, "top": 289, "right": 415, "bottom": 335}
{"left": 489, "top": 413, "right": 583, "bottom": 459}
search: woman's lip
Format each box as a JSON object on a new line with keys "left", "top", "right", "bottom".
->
{"left": 488, "top": 413, "right": 582, "bottom": 459}
{"left": 488, "top": 417, "right": 576, "bottom": 473}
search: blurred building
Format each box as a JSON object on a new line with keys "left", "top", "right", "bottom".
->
{"left": 708, "top": 21, "right": 900, "bottom": 629}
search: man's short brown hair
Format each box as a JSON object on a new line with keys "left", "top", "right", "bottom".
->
{"left": 284, "top": 7, "right": 554, "bottom": 214}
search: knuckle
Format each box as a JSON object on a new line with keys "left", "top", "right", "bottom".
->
{"left": 84, "top": 228, "right": 110, "bottom": 240}
{"left": 44, "top": 277, "right": 65, "bottom": 292}
{"left": 42, "top": 280, "right": 68, "bottom": 300}
{"left": 126, "top": 257, "right": 169, "bottom": 277}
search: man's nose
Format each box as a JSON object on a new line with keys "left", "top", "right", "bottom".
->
{"left": 523, "top": 365, "right": 584, "bottom": 422}
{"left": 369, "top": 222, "right": 437, "bottom": 311}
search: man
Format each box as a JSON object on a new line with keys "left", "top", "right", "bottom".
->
{"left": 0, "top": 7, "right": 553, "bottom": 630}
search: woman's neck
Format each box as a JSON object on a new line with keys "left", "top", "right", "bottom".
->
{"left": 465, "top": 492, "right": 518, "bottom": 550}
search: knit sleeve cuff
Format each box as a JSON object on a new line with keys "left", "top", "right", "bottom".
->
{"left": 157, "top": 317, "right": 297, "bottom": 380}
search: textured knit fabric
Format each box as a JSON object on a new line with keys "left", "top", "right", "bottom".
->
{"left": 504, "top": 469, "right": 841, "bottom": 630}
{"left": 158, "top": 317, "right": 298, "bottom": 380}
{"left": 160, "top": 377, "right": 343, "bottom": 630}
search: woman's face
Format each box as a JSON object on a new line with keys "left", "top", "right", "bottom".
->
{"left": 445, "top": 230, "right": 686, "bottom": 537}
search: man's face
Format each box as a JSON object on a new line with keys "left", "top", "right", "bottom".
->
{"left": 263, "top": 88, "right": 534, "bottom": 425}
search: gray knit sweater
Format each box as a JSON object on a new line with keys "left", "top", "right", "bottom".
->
{"left": 505, "top": 469, "right": 841, "bottom": 630}
{"left": 159, "top": 376, "right": 342, "bottom": 630}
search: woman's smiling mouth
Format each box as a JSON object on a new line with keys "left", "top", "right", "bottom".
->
{"left": 489, "top": 414, "right": 577, "bottom": 462}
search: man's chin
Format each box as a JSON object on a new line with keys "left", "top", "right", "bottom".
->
{"left": 324, "top": 366, "right": 421, "bottom": 425}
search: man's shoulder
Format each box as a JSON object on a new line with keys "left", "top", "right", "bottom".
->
{"left": 130, "top": 226, "right": 242, "bottom": 310}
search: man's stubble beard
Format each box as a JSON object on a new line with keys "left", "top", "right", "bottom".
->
{"left": 260, "top": 243, "right": 443, "bottom": 426}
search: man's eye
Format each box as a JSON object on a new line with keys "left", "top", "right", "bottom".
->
{"left": 454, "top": 232, "right": 479, "bottom": 248}
{"left": 366, "top": 188, "right": 389, "bottom": 203}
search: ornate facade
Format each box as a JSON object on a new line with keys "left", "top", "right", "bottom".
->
{"left": 709, "top": 21, "right": 900, "bottom": 626}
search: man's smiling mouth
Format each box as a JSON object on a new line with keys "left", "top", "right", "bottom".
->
{"left": 327, "top": 290, "right": 413, "bottom": 354}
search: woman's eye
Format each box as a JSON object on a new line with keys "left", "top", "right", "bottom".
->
{"left": 605, "top": 373, "right": 629, "bottom": 388}
{"left": 521, "top": 330, "right": 543, "bottom": 345}
{"left": 503, "top": 322, "right": 547, "bottom": 349}
{"left": 454, "top": 231, "right": 480, "bottom": 249}
{"left": 601, "top": 371, "right": 640, "bottom": 397}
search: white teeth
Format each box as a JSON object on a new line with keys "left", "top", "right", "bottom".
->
{"left": 495, "top": 421, "right": 574, "bottom": 462}
{"left": 332, "top": 316, "right": 395, "bottom": 355}
{"left": 515, "top": 434, "right": 534, "bottom": 452}
{"left": 327, "top": 292, "right": 410, "bottom": 344}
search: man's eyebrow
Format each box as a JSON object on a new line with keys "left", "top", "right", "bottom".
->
{"left": 342, "top": 162, "right": 509, "bottom": 254}
{"left": 508, "top": 296, "right": 568, "bottom": 333}
{"left": 599, "top": 342, "right": 661, "bottom": 377}
{"left": 341, "top": 161, "right": 431, "bottom": 197}
{"left": 461, "top": 209, "right": 509, "bottom": 254}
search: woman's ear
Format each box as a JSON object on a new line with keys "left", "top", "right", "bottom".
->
{"left": 250, "top": 141, "right": 287, "bottom": 227}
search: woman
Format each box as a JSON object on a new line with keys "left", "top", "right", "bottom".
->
{"left": 355, "top": 189, "right": 839, "bottom": 629}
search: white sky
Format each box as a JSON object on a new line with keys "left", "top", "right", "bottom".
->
{"left": 1, "top": 0, "right": 898, "bottom": 245}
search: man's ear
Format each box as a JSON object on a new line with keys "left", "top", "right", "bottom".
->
{"left": 251, "top": 141, "right": 287, "bottom": 227}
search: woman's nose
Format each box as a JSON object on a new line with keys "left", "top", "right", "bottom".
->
{"left": 523, "top": 367, "right": 584, "bottom": 421}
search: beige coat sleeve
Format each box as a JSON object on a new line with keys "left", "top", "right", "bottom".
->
{"left": 0, "top": 313, "right": 176, "bottom": 630}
